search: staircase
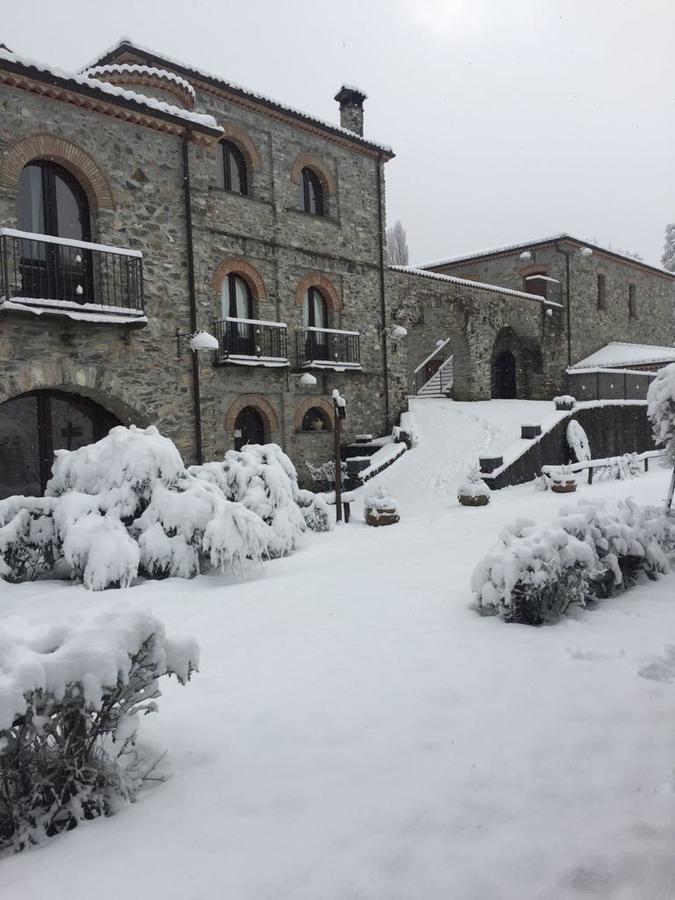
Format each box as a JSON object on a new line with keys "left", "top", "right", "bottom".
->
{"left": 416, "top": 355, "right": 454, "bottom": 397}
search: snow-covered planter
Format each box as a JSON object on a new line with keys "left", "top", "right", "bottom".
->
{"left": 364, "top": 485, "right": 400, "bottom": 527}
{"left": 457, "top": 464, "right": 491, "bottom": 507}
{"left": 472, "top": 499, "right": 675, "bottom": 625}
{"left": 0, "top": 427, "right": 329, "bottom": 589}
{"left": 554, "top": 395, "right": 576, "bottom": 411}
{"left": 566, "top": 419, "right": 591, "bottom": 462}
{"left": 0, "top": 608, "right": 198, "bottom": 852}
{"left": 549, "top": 465, "right": 577, "bottom": 493}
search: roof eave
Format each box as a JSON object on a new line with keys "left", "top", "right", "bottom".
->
{"left": 86, "top": 42, "right": 395, "bottom": 160}
{"left": 0, "top": 56, "right": 223, "bottom": 137}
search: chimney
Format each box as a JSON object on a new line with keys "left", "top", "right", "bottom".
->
{"left": 334, "top": 85, "right": 367, "bottom": 136}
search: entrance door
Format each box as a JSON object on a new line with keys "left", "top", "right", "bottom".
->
{"left": 0, "top": 390, "right": 120, "bottom": 499}
{"left": 234, "top": 406, "right": 265, "bottom": 451}
{"left": 424, "top": 359, "right": 442, "bottom": 383}
{"left": 16, "top": 161, "right": 92, "bottom": 302}
{"left": 493, "top": 351, "right": 517, "bottom": 399}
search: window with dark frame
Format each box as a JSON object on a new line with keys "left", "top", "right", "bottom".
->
{"left": 301, "top": 167, "right": 324, "bottom": 215}
{"left": 628, "top": 283, "right": 637, "bottom": 318}
{"left": 597, "top": 273, "right": 607, "bottom": 310}
{"left": 523, "top": 272, "right": 548, "bottom": 299}
{"left": 222, "top": 273, "right": 254, "bottom": 354}
{"left": 301, "top": 407, "right": 331, "bottom": 432}
{"left": 217, "top": 140, "right": 248, "bottom": 195}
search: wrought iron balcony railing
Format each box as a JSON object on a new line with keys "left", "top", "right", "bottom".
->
{"left": 213, "top": 316, "right": 288, "bottom": 365}
{"left": 0, "top": 228, "right": 144, "bottom": 317}
{"left": 296, "top": 327, "right": 361, "bottom": 369}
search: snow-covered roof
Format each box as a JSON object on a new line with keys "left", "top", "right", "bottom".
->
{"left": 83, "top": 63, "right": 196, "bottom": 100}
{"left": 81, "top": 40, "right": 393, "bottom": 158}
{"left": 417, "top": 233, "right": 675, "bottom": 278}
{"left": 0, "top": 47, "right": 221, "bottom": 133}
{"left": 389, "top": 265, "right": 563, "bottom": 307}
{"left": 570, "top": 342, "right": 675, "bottom": 370}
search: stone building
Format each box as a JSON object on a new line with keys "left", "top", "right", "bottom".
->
{"left": 396, "top": 234, "right": 675, "bottom": 401}
{"left": 1, "top": 40, "right": 673, "bottom": 501}
{"left": 0, "top": 41, "right": 398, "bottom": 498}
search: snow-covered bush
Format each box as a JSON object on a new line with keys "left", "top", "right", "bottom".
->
{"left": 0, "top": 428, "right": 328, "bottom": 590}
{"left": 566, "top": 419, "right": 591, "bottom": 462}
{"left": 472, "top": 499, "right": 675, "bottom": 624}
{"left": 457, "top": 463, "right": 491, "bottom": 503}
{"left": 648, "top": 363, "right": 675, "bottom": 463}
{"left": 0, "top": 608, "right": 198, "bottom": 852}
{"left": 296, "top": 489, "right": 332, "bottom": 532}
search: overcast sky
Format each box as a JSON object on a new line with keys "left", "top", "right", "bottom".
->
{"left": 5, "top": 0, "right": 674, "bottom": 265}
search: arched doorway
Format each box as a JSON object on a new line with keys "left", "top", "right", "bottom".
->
{"left": 493, "top": 351, "right": 517, "bottom": 399}
{"left": 16, "top": 160, "right": 92, "bottom": 303}
{"left": 234, "top": 406, "right": 265, "bottom": 451}
{"left": 0, "top": 390, "right": 120, "bottom": 499}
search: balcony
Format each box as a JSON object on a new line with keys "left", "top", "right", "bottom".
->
{"left": 0, "top": 228, "right": 145, "bottom": 325}
{"left": 213, "top": 316, "right": 288, "bottom": 366}
{"left": 296, "top": 327, "right": 361, "bottom": 370}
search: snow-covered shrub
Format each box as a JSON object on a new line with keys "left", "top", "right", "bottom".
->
{"left": 554, "top": 395, "right": 576, "bottom": 411}
{"left": 472, "top": 499, "right": 675, "bottom": 624}
{"left": 190, "top": 443, "right": 310, "bottom": 557}
{"left": 457, "top": 463, "right": 491, "bottom": 503}
{"left": 0, "top": 497, "right": 56, "bottom": 582}
{"left": 566, "top": 419, "right": 591, "bottom": 462}
{"left": 648, "top": 363, "right": 675, "bottom": 463}
{"left": 296, "top": 489, "right": 332, "bottom": 532}
{"left": 1, "top": 428, "right": 319, "bottom": 589}
{"left": 0, "top": 608, "right": 198, "bottom": 853}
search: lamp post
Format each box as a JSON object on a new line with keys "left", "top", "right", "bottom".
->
{"left": 175, "top": 328, "right": 219, "bottom": 465}
{"left": 332, "top": 388, "right": 346, "bottom": 522}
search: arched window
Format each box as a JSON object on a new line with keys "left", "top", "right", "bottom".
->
{"left": 222, "top": 274, "right": 254, "bottom": 355}
{"left": 303, "top": 286, "right": 328, "bottom": 361}
{"left": 301, "top": 167, "right": 324, "bottom": 215}
{"left": 301, "top": 407, "right": 331, "bottom": 432}
{"left": 234, "top": 406, "right": 265, "bottom": 451}
{"left": 16, "top": 161, "right": 92, "bottom": 302}
{"left": 217, "top": 140, "right": 248, "bottom": 195}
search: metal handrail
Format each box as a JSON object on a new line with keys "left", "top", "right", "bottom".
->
{"left": 413, "top": 336, "right": 451, "bottom": 375}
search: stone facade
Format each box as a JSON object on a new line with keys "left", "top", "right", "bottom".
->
{"left": 0, "top": 43, "right": 394, "bottom": 489}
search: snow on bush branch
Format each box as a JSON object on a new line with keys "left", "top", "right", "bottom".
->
{"left": 648, "top": 362, "right": 675, "bottom": 463}
{"left": 0, "top": 426, "right": 331, "bottom": 590}
{"left": 0, "top": 607, "right": 198, "bottom": 852}
{"left": 472, "top": 498, "right": 675, "bottom": 625}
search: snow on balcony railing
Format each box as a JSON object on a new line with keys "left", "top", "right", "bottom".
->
{"left": 296, "top": 327, "right": 361, "bottom": 369}
{"left": 0, "top": 228, "right": 144, "bottom": 313}
{"left": 213, "top": 316, "right": 288, "bottom": 365}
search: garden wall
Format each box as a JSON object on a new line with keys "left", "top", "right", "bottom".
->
{"left": 482, "top": 402, "right": 652, "bottom": 489}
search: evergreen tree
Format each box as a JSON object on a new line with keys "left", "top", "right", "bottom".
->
{"left": 661, "top": 223, "right": 675, "bottom": 272}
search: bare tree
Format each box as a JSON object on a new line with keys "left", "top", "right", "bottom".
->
{"left": 386, "top": 220, "right": 409, "bottom": 266}
{"left": 662, "top": 223, "right": 675, "bottom": 272}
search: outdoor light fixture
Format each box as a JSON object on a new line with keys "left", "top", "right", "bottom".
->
{"left": 176, "top": 329, "right": 219, "bottom": 357}
{"left": 580, "top": 247, "right": 593, "bottom": 257}
{"left": 298, "top": 372, "right": 318, "bottom": 387}
{"left": 519, "top": 250, "right": 532, "bottom": 261}
{"left": 390, "top": 325, "right": 408, "bottom": 339}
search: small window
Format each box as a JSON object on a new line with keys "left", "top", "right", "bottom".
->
{"left": 628, "top": 284, "right": 637, "bottom": 318}
{"left": 301, "top": 167, "right": 324, "bottom": 215}
{"left": 303, "top": 287, "right": 328, "bottom": 329}
{"left": 523, "top": 272, "right": 547, "bottom": 299}
{"left": 597, "top": 274, "right": 607, "bottom": 310}
{"left": 301, "top": 407, "right": 331, "bottom": 432}
{"left": 223, "top": 273, "right": 252, "bottom": 320}
{"left": 217, "top": 141, "right": 248, "bottom": 195}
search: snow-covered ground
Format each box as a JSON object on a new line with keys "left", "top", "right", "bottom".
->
{"left": 2, "top": 417, "right": 675, "bottom": 898}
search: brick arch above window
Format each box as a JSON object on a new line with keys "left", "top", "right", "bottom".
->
{"left": 294, "top": 396, "right": 334, "bottom": 432}
{"left": 295, "top": 273, "right": 341, "bottom": 313}
{"left": 225, "top": 393, "right": 280, "bottom": 434}
{"left": 0, "top": 134, "right": 115, "bottom": 210}
{"left": 212, "top": 258, "right": 268, "bottom": 301}
{"left": 217, "top": 124, "right": 262, "bottom": 170}
{"left": 290, "top": 152, "right": 337, "bottom": 194}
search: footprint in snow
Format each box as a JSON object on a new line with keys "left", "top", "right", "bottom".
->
{"left": 638, "top": 645, "right": 675, "bottom": 682}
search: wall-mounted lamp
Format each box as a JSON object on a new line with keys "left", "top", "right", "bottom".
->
{"left": 519, "top": 250, "right": 532, "bottom": 261}
{"left": 390, "top": 325, "right": 408, "bottom": 340}
{"left": 298, "top": 372, "right": 318, "bottom": 387}
{"left": 176, "top": 328, "right": 219, "bottom": 357}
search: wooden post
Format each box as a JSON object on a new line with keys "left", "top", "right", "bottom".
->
{"left": 333, "top": 398, "right": 343, "bottom": 523}
{"left": 666, "top": 466, "right": 675, "bottom": 515}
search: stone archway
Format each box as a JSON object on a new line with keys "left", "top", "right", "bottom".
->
{"left": 0, "top": 389, "right": 122, "bottom": 498}
{"left": 225, "top": 394, "right": 280, "bottom": 447}
{"left": 489, "top": 326, "right": 544, "bottom": 400}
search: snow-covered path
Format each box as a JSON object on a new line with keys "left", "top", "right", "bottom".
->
{"left": 369, "top": 398, "right": 555, "bottom": 513}
{"left": 2, "top": 467, "right": 675, "bottom": 898}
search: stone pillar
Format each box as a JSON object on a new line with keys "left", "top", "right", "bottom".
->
{"left": 334, "top": 86, "right": 367, "bottom": 136}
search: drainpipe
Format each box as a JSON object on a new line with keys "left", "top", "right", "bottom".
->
{"left": 375, "top": 158, "right": 390, "bottom": 431}
{"left": 182, "top": 128, "right": 204, "bottom": 464}
{"left": 564, "top": 249, "right": 572, "bottom": 368}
